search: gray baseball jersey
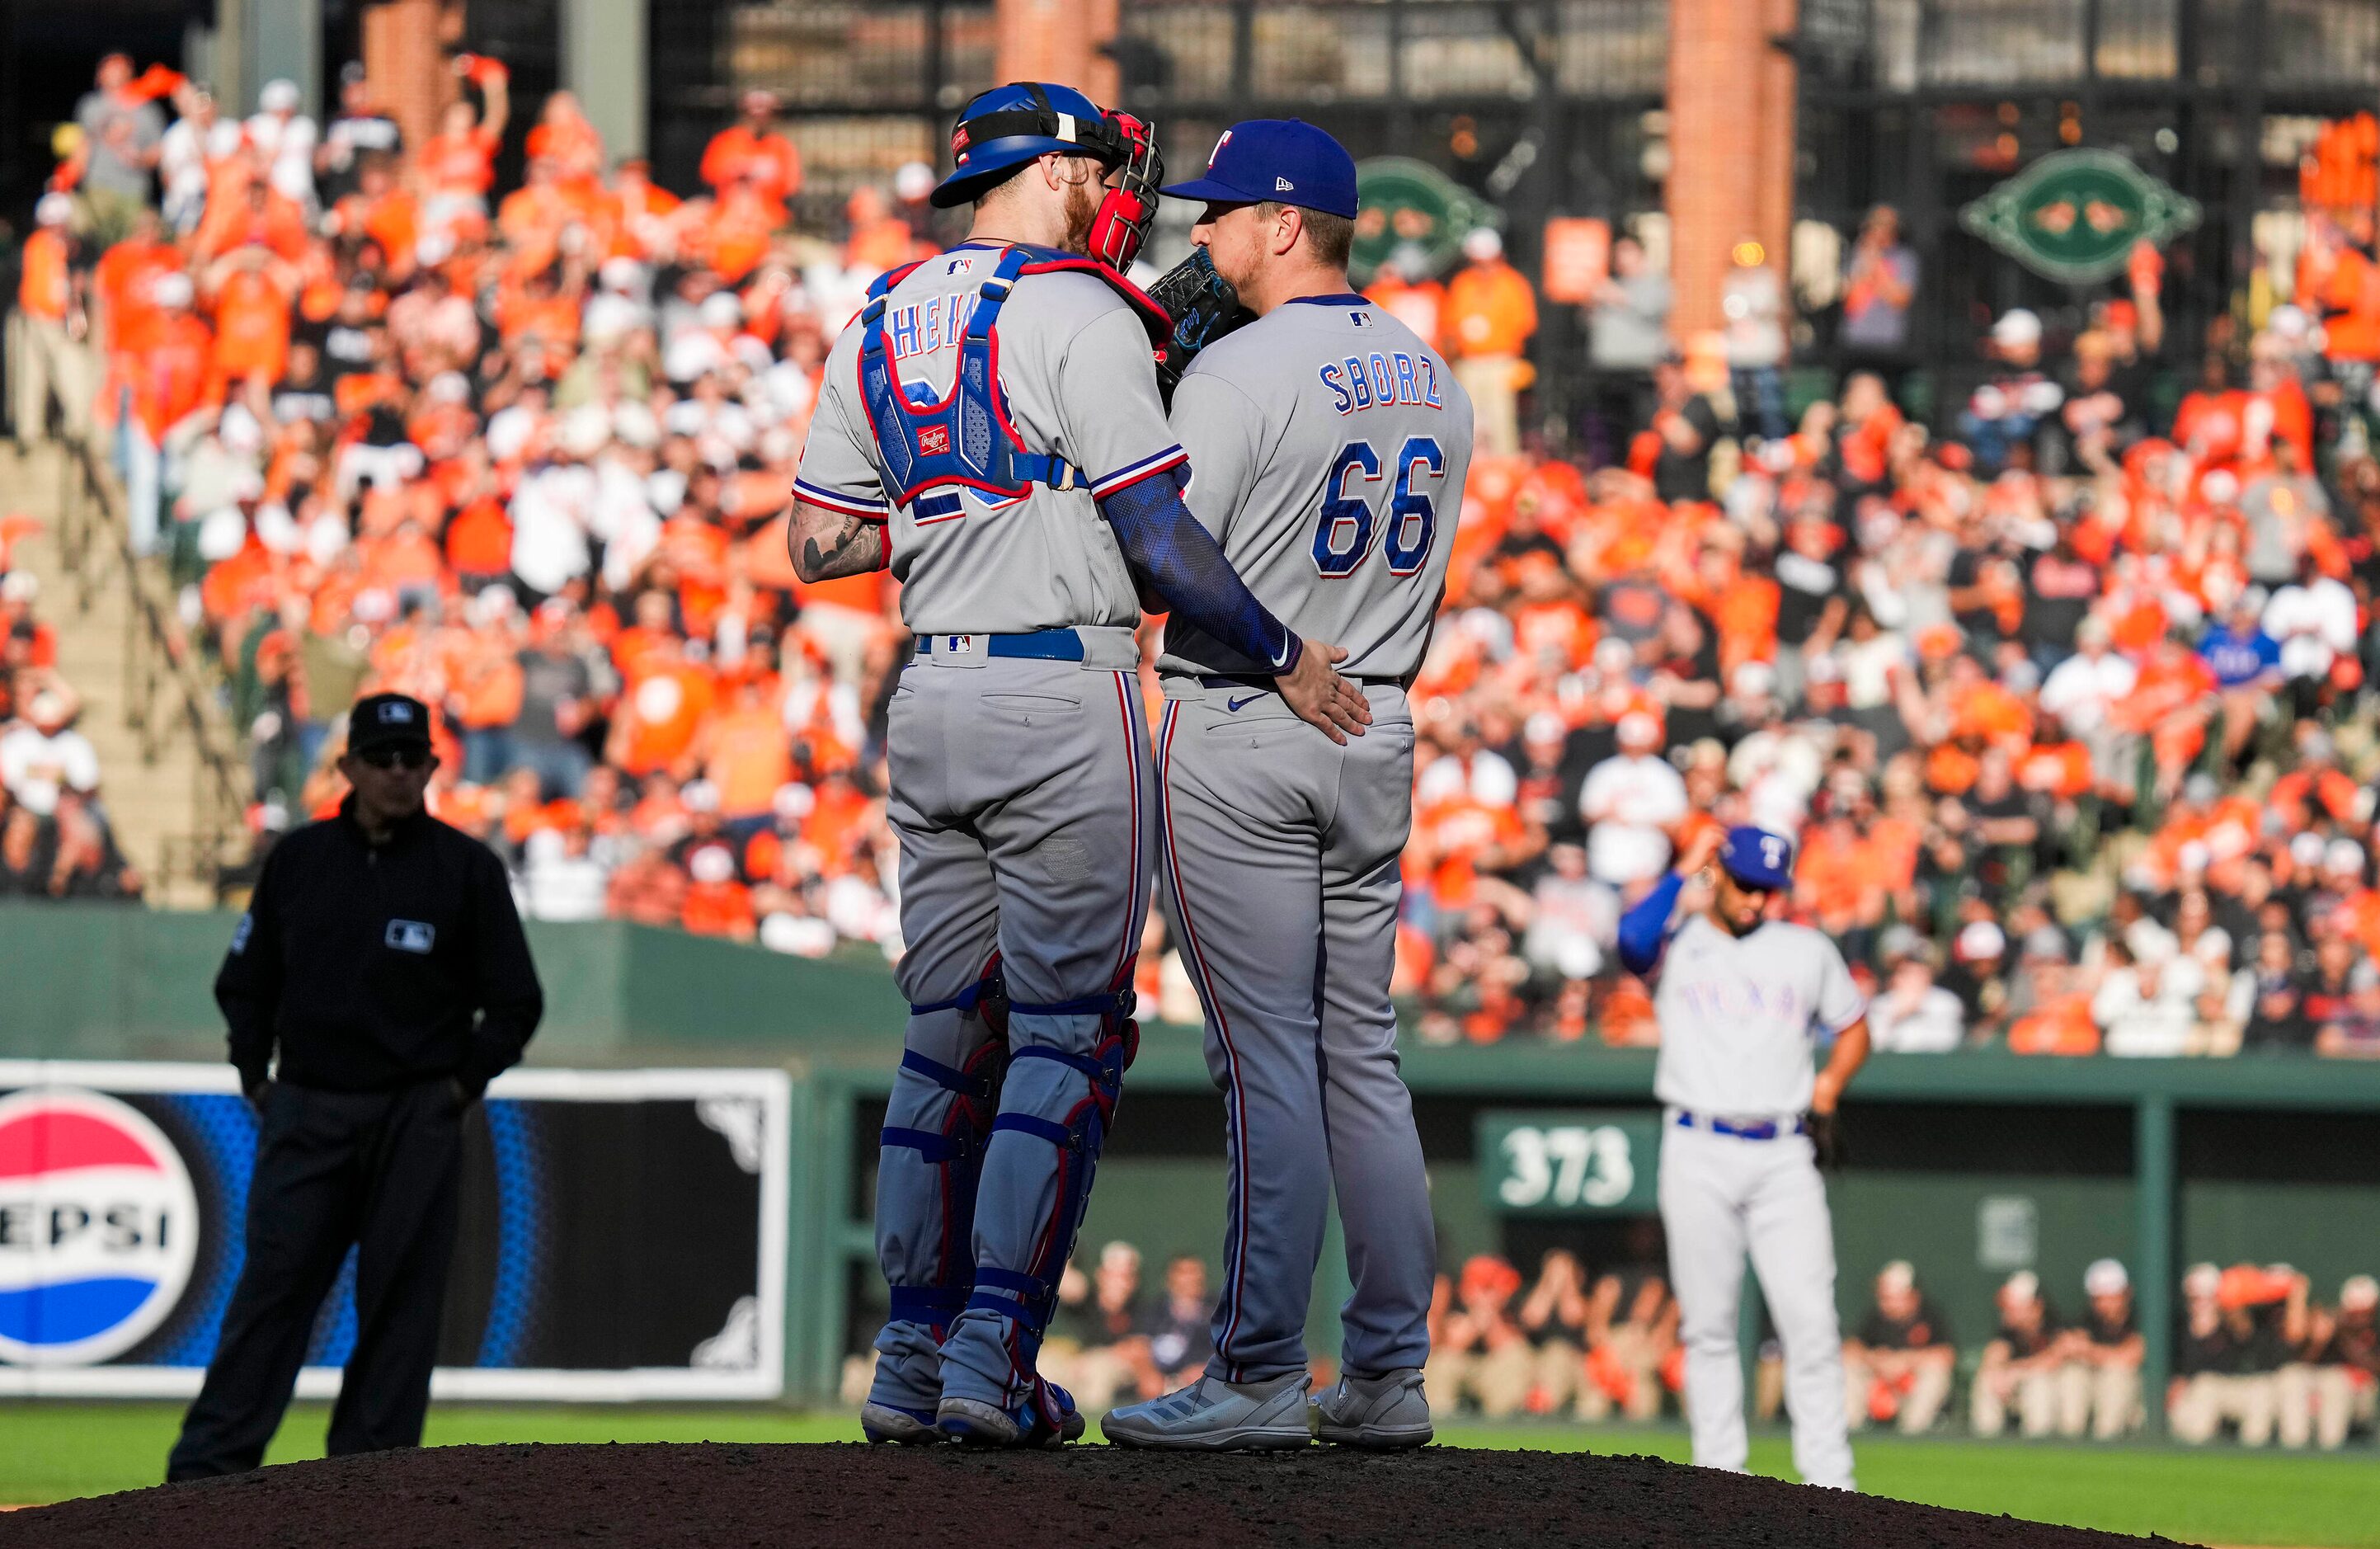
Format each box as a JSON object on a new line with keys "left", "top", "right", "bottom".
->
{"left": 795, "top": 242, "right": 1187, "bottom": 634}
{"left": 816, "top": 242, "right": 1174, "bottom": 1426}
{"left": 1649, "top": 916, "right": 1865, "bottom": 1115}
{"left": 1150, "top": 290, "right": 1470, "bottom": 1386}
{"left": 1160, "top": 294, "right": 1471, "bottom": 680}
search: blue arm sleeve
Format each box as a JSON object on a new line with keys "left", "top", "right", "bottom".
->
{"left": 1100, "top": 467, "right": 1300, "bottom": 673}
{"left": 1616, "top": 872, "right": 1686, "bottom": 978}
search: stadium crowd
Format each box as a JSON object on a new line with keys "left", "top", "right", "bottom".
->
{"left": 13, "top": 55, "right": 2380, "bottom": 1061}
{"left": 995, "top": 1237, "right": 2380, "bottom": 1447}
{"left": 0, "top": 526, "right": 140, "bottom": 900}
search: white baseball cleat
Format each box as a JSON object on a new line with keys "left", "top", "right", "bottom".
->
{"left": 1310, "top": 1367, "right": 1432, "bottom": 1449}
{"left": 1100, "top": 1372, "right": 1314, "bottom": 1451}
{"left": 860, "top": 1401, "right": 943, "bottom": 1444}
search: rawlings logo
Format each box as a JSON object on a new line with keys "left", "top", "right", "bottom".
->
{"left": 919, "top": 425, "right": 951, "bottom": 456}
{"left": 952, "top": 127, "right": 971, "bottom": 151}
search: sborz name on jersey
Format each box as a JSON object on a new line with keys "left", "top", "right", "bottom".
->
{"left": 1319, "top": 351, "right": 1444, "bottom": 416}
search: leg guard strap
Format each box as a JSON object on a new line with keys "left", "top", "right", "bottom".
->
{"left": 966, "top": 1275, "right": 1051, "bottom": 1332}
{"left": 888, "top": 1285, "right": 971, "bottom": 1327}
{"left": 1008, "top": 987, "right": 1135, "bottom": 1018}
{"left": 990, "top": 1112, "right": 1075, "bottom": 1147}
{"left": 901, "top": 1048, "right": 998, "bottom": 1099}
{"left": 881, "top": 1125, "right": 975, "bottom": 1163}
{"left": 910, "top": 963, "right": 1009, "bottom": 1019}
{"left": 968, "top": 1265, "right": 1055, "bottom": 1333}
{"left": 1007, "top": 1045, "right": 1110, "bottom": 1082}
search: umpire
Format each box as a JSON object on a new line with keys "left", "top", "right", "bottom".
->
{"left": 167, "top": 692, "right": 543, "bottom": 1481}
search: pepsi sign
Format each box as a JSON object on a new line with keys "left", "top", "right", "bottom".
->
{"left": 0, "top": 1087, "right": 200, "bottom": 1365}
{"left": 0, "top": 1062, "right": 788, "bottom": 1400}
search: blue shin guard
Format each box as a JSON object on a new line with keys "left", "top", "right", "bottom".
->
{"left": 870, "top": 958, "right": 1010, "bottom": 1418}
{"left": 941, "top": 980, "right": 1138, "bottom": 1421}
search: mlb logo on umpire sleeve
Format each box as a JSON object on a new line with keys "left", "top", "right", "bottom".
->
{"left": 385, "top": 919, "right": 436, "bottom": 954}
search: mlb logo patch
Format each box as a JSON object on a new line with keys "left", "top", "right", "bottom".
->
{"left": 385, "top": 920, "right": 436, "bottom": 954}
{"left": 378, "top": 702, "right": 416, "bottom": 725}
{"left": 919, "top": 425, "right": 952, "bottom": 456}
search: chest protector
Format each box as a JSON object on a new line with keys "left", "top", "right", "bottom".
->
{"left": 857, "top": 243, "right": 1171, "bottom": 512}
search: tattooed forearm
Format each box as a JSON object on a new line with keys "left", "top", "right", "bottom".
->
{"left": 789, "top": 499, "right": 888, "bottom": 582}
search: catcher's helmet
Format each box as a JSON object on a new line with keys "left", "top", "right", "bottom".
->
{"left": 934, "top": 82, "right": 1127, "bottom": 209}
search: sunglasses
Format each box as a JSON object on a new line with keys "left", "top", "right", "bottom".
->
{"left": 355, "top": 745, "right": 433, "bottom": 771}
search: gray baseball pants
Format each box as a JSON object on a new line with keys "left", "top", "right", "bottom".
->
{"left": 869, "top": 628, "right": 1153, "bottom": 1415}
{"left": 1155, "top": 675, "right": 1436, "bottom": 1383}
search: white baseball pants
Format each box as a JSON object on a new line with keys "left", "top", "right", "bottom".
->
{"left": 1658, "top": 1121, "right": 1855, "bottom": 1490}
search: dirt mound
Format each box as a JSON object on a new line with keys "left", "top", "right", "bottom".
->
{"left": 0, "top": 1442, "right": 2185, "bottom": 1548}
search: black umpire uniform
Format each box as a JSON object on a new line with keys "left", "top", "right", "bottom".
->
{"left": 168, "top": 693, "right": 543, "bottom": 1480}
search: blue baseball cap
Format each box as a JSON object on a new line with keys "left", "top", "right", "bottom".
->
{"left": 1720, "top": 826, "right": 1795, "bottom": 892}
{"left": 1161, "top": 119, "right": 1358, "bottom": 219}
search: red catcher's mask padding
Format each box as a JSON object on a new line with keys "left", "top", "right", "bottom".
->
{"left": 1088, "top": 112, "right": 1162, "bottom": 273}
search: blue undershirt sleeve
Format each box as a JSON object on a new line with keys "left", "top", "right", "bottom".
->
{"left": 1616, "top": 872, "right": 1686, "bottom": 978}
{"left": 1099, "top": 466, "right": 1300, "bottom": 674}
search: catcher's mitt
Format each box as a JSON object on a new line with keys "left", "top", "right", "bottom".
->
{"left": 1809, "top": 1109, "right": 1848, "bottom": 1171}
{"left": 1147, "top": 247, "right": 1253, "bottom": 406}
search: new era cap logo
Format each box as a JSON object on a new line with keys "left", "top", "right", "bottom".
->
{"left": 379, "top": 703, "right": 415, "bottom": 724}
{"left": 1276, "top": 177, "right": 1295, "bottom": 191}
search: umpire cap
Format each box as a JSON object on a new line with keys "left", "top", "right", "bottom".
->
{"left": 348, "top": 692, "right": 434, "bottom": 755}
{"left": 1719, "top": 825, "right": 1794, "bottom": 892}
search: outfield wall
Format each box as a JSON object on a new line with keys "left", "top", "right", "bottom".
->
{"left": 8, "top": 905, "right": 2379, "bottom": 1423}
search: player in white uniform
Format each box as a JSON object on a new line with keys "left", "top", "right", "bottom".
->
{"left": 1100, "top": 121, "right": 1471, "bottom": 1451}
{"left": 1616, "top": 824, "right": 1870, "bottom": 1488}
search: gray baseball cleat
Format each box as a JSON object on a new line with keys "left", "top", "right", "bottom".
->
{"left": 1311, "top": 1367, "right": 1432, "bottom": 1449}
{"left": 1101, "top": 1372, "right": 1314, "bottom": 1450}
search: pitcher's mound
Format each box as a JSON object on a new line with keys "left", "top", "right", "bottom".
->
{"left": 0, "top": 1442, "right": 2185, "bottom": 1548}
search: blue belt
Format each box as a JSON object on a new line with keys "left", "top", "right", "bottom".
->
{"left": 914, "top": 629, "right": 1084, "bottom": 662}
{"left": 1675, "top": 1109, "right": 1806, "bottom": 1142}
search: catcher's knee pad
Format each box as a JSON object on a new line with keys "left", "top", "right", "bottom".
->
{"left": 880, "top": 957, "right": 1012, "bottom": 1339}
{"left": 968, "top": 981, "right": 1138, "bottom": 1350}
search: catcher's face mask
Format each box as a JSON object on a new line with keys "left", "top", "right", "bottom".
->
{"left": 1086, "top": 111, "right": 1163, "bottom": 272}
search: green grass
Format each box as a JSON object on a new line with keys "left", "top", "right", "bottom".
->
{"left": 2, "top": 1405, "right": 2373, "bottom": 1546}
